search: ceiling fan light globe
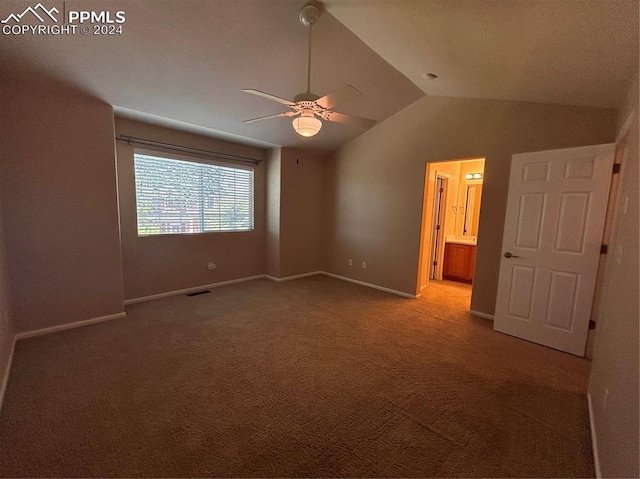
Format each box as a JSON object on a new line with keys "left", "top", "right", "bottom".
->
{"left": 292, "top": 116, "right": 322, "bottom": 137}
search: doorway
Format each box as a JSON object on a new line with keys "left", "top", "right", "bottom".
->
{"left": 429, "top": 174, "right": 448, "bottom": 280}
{"left": 418, "top": 158, "right": 486, "bottom": 294}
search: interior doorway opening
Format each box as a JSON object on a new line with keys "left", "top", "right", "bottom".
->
{"left": 418, "top": 158, "right": 486, "bottom": 295}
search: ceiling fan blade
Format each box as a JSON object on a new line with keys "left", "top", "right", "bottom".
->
{"left": 243, "top": 111, "right": 298, "bottom": 124}
{"left": 321, "top": 111, "right": 376, "bottom": 129}
{"left": 316, "top": 85, "right": 363, "bottom": 110}
{"left": 242, "top": 89, "right": 296, "bottom": 107}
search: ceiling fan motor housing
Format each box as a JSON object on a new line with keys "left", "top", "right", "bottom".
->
{"left": 293, "top": 93, "right": 320, "bottom": 103}
{"left": 299, "top": 4, "right": 321, "bottom": 27}
{"left": 241, "top": 2, "right": 376, "bottom": 135}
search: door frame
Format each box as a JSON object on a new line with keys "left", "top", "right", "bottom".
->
{"left": 430, "top": 172, "right": 450, "bottom": 280}
{"left": 586, "top": 114, "right": 633, "bottom": 357}
{"left": 416, "top": 157, "right": 486, "bottom": 295}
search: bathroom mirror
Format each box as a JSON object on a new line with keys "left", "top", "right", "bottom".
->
{"left": 464, "top": 184, "right": 482, "bottom": 236}
{"left": 455, "top": 184, "right": 483, "bottom": 236}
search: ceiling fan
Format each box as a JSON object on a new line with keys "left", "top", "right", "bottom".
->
{"left": 242, "top": 3, "right": 376, "bottom": 138}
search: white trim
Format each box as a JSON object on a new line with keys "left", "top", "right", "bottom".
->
{"left": 14, "top": 312, "right": 127, "bottom": 340}
{"left": 123, "top": 275, "right": 266, "bottom": 305}
{"left": 588, "top": 393, "right": 602, "bottom": 479}
{"left": 320, "top": 272, "right": 419, "bottom": 299}
{"left": 430, "top": 171, "right": 451, "bottom": 281}
{"left": 469, "top": 309, "right": 495, "bottom": 320}
{"left": 126, "top": 271, "right": 422, "bottom": 306}
{"left": 264, "top": 271, "right": 322, "bottom": 283}
{"left": 0, "top": 336, "right": 15, "bottom": 414}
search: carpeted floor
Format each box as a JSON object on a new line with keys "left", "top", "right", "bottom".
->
{"left": 0, "top": 276, "right": 594, "bottom": 477}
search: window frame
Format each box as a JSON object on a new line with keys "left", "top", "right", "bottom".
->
{"left": 132, "top": 148, "right": 255, "bottom": 237}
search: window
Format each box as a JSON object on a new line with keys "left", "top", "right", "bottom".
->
{"left": 134, "top": 152, "right": 254, "bottom": 236}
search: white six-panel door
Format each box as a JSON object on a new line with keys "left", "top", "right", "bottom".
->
{"left": 494, "top": 144, "right": 615, "bottom": 356}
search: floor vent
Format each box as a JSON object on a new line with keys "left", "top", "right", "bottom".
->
{"left": 187, "top": 290, "right": 211, "bottom": 297}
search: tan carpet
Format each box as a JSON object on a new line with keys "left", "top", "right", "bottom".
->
{"left": 0, "top": 276, "right": 594, "bottom": 477}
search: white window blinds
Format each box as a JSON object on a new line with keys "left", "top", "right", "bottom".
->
{"left": 134, "top": 153, "right": 254, "bottom": 236}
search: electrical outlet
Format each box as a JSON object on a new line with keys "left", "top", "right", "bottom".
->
{"left": 623, "top": 196, "right": 629, "bottom": 215}
{"left": 348, "top": 259, "right": 353, "bottom": 266}
{"left": 603, "top": 388, "right": 609, "bottom": 411}
{"left": 362, "top": 262, "right": 367, "bottom": 269}
{"left": 207, "top": 262, "right": 216, "bottom": 271}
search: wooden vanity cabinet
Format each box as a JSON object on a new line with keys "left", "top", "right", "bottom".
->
{"left": 443, "top": 243, "right": 476, "bottom": 283}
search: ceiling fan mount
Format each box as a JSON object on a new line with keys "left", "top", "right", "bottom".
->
{"left": 298, "top": 3, "right": 320, "bottom": 28}
{"left": 293, "top": 93, "right": 320, "bottom": 103}
{"left": 242, "top": 3, "right": 376, "bottom": 137}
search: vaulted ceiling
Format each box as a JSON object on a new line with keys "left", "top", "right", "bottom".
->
{"left": 0, "top": 0, "right": 423, "bottom": 150}
{"left": 1, "top": 0, "right": 637, "bottom": 151}
{"left": 325, "top": 0, "right": 638, "bottom": 109}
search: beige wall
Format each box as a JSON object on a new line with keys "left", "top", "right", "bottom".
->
{"left": 264, "top": 148, "right": 327, "bottom": 278}
{"left": 0, "top": 193, "right": 14, "bottom": 394}
{"left": 0, "top": 82, "right": 124, "bottom": 332}
{"left": 279, "top": 148, "right": 327, "bottom": 277}
{"left": 265, "top": 148, "right": 282, "bottom": 278}
{"left": 325, "top": 95, "right": 617, "bottom": 311}
{"left": 588, "top": 77, "right": 639, "bottom": 478}
{"left": 114, "top": 118, "right": 267, "bottom": 300}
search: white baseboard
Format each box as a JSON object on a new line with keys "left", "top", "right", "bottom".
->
{"left": 125, "top": 272, "right": 418, "bottom": 304}
{"left": 123, "top": 275, "right": 266, "bottom": 305}
{"left": 320, "top": 272, "right": 419, "bottom": 299}
{"left": 0, "top": 270, "right": 436, "bottom": 413}
{"left": 14, "top": 312, "right": 127, "bottom": 340}
{"left": 264, "top": 271, "right": 322, "bottom": 283}
{"left": 469, "top": 309, "right": 495, "bottom": 320}
{"left": 588, "top": 392, "right": 602, "bottom": 479}
{"left": 0, "top": 336, "right": 16, "bottom": 414}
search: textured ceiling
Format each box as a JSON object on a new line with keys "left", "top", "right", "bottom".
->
{"left": 0, "top": 0, "right": 423, "bottom": 151}
{"left": 324, "top": 0, "right": 639, "bottom": 109}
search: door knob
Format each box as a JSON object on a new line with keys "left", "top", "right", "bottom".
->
{"left": 504, "top": 252, "right": 520, "bottom": 258}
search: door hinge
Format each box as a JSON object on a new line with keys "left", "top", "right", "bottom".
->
{"left": 589, "top": 320, "right": 596, "bottom": 330}
{"left": 439, "top": 187, "right": 444, "bottom": 193}
{"left": 435, "top": 225, "right": 440, "bottom": 230}
{"left": 612, "top": 163, "right": 621, "bottom": 174}
{"left": 432, "top": 261, "right": 437, "bottom": 266}
{"left": 600, "top": 244, "right": 608, "bottom": 254}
